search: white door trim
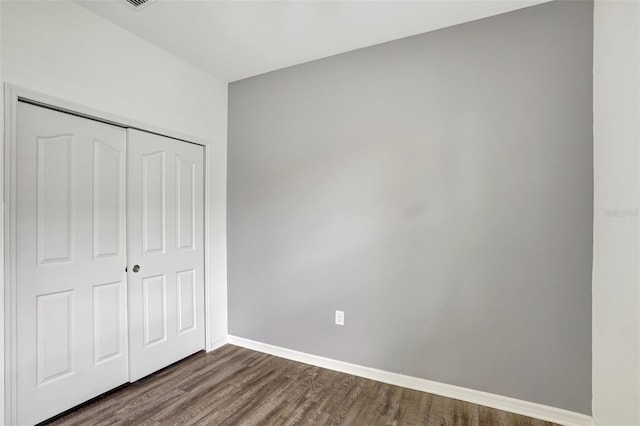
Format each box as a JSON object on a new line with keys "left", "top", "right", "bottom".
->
{"left": 2, "top": 84, "right": 217, "bottom": 425}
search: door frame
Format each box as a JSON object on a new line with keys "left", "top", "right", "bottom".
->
{"left": 1, "top": 84, "right": 217, "bottom": 425}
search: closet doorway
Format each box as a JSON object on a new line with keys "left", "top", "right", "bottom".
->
{"left": 8, "top": 97, "right": 206, "bottom": 425}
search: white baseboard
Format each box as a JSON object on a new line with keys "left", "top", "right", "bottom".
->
{"left": 227, "top": 335, "right": 593, "bottom": 426}
{"left": 206, "top": 337, "right": 228, "bottom": 352}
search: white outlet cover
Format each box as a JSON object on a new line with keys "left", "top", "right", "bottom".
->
{"left": 335, "top": 310, "right": 344, "bottom": 326}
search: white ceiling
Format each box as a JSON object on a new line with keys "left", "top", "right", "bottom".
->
{"left": 77, "top": 0, "right": 551, "bottom": 82}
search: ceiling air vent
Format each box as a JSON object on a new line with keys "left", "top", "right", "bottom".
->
{"left": 124, "top": 0, "right": 155, "bottom": 9}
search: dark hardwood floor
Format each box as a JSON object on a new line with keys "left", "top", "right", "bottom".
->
{"left": 47, "top": 345, "right": 558, "bottom": 426}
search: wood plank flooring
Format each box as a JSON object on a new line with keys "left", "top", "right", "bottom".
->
{"left": 46, "top": 345, "right": 558, "bottom": 426}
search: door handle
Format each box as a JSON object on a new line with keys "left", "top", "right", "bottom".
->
{"left": 132, "top": 265, "right": 141, "bottom": 273}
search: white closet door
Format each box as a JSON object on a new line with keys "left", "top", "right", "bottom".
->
{"left": 127, "top": 129, "right": 205, "bottom": 381}
{"left": 15, "top": 102, "right": 129, "bottom": 425}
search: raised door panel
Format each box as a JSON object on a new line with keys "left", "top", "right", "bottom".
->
{"left": 36, "top": 291, "right": 74, "bottom": 386}
{"left": 176, "top": 156, "right": 195, "bottom": 251}
{"left": 93, "top": 140, "right": 124, "bottom": 259}
{"left": 37, "top": 135, "right": 74, "bottom": 265}
{"left": 142, "top": 152, "right": 166, "bottom": 255}
{"left": 177, "top": 269, "right": 196, "bottom": 334}
{"left": 93, "top": 282, "right": 123, "bottom": 364}
{"left": 143, "top": 274, "right": 167, "bottom": 347}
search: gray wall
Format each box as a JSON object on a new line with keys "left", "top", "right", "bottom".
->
{"left": 227, "top": 0, "right": 593, "bottom": 414}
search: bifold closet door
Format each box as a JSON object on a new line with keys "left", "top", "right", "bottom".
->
{"left": 15, "top": 102, "right": 129, "bottom": 425}
{"left": 127, "top": 129, "right": 205, "bottom": 382}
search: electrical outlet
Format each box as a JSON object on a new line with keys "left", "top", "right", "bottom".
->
{"left": 335, "top": 310, "right": 344, "bottom": 326}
